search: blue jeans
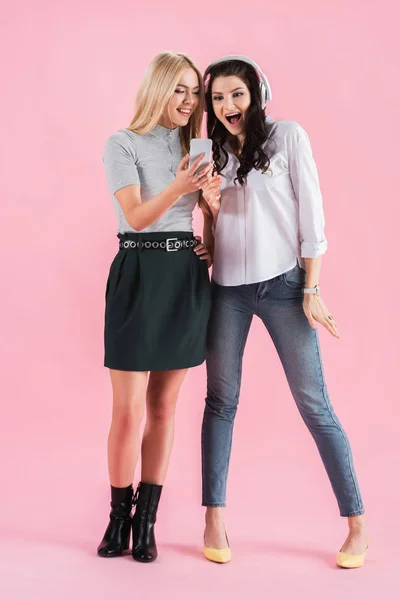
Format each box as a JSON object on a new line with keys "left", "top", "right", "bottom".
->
{"left": 201, "top": 264, "right": 364, "bottom": 517}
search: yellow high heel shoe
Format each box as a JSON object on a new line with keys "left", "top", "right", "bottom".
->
{"left": 336, "top": 539, "right": 370, "bottom": 568}
{"left": 204, "top": 526, "right": 231, "bottom": 564}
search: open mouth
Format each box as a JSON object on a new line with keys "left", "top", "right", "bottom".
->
{"left": 177, "top": 108, "right": 191, "bottom": 117}
{"left": 225, "top": 112, "right": 242, "bottom": 126}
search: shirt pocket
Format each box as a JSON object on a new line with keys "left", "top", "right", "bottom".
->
{"left": 246, "top": 153, "right": 289, "bottom": 191}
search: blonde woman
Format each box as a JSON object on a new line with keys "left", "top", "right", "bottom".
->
{"left": 97, "top": 52, "right": 212, "bottom": 563}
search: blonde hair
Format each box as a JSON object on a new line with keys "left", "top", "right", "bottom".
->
{"left": 128, "top": 52, "right": 204, "bottom": 155}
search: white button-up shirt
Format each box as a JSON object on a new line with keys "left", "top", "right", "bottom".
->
{"left": 212, "top": 119, "right": 328, "bottom": 286}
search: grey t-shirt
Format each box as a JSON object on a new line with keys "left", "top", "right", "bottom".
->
{"left": 103, "top": 124, "right": 199, "bottom": 233}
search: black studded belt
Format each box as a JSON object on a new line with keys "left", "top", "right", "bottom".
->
{"left": 119, "top": 237, "right": 199, "bottom": 252}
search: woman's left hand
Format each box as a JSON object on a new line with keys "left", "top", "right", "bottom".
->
{"left": 193, "top": 236, "right": 212, "bottom": 268}
{"left": 302, "top": 294, "right": 340, "bottom": 338}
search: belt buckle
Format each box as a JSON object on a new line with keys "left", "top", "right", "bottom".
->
{"left": 166, "top": 238, "right": 179, "bottom": 252}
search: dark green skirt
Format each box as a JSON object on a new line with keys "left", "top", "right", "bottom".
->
{"left": 104, "top": 232, "right": 211, "bottom": 371}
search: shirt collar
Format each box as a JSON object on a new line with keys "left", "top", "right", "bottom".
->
{"left": 149, "top": 123, "right": 181, "bottom": 141}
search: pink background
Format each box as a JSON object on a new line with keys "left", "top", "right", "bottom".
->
{"left": 1, "top": 0, "right": 399, "bottom": 598}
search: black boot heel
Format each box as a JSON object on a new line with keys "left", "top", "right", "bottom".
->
{"left": 131, "top": 482, "right": 162, "bottom": 563}
{"left": 97, "top": 484, "right": 133, "bottom": 557}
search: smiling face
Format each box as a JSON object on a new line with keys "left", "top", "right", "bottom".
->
{"left": 211, "top": 75, "right": 251, "bottom": 138}
{"left": 159, "top": 67, "right": 200, "bottom": 129}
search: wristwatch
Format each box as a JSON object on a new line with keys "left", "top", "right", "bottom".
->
{"left": 303, "top": 285, "right": 320, "bottom": 295}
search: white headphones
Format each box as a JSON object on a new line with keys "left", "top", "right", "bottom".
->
{"left": 203, "top": 55, "right": 272, "bottom": 110}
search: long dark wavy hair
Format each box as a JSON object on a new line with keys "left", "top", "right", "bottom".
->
{"left": 205, "top": 60, "right": 274, "bottom": 185}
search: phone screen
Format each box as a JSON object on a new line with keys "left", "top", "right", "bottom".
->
{"left": 189, "top": 138, "right": 212, "bottom": 174}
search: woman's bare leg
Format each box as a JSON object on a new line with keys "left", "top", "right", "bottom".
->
{"left": 140, "top": 369, "right": 188, "bottom": 484}
{"left": 340, "top": 515, "right": 369, "bottom": 554}
{"left": 107, "top": 369, "right": 148, "bottom": 487}
{"left": 204, "top": 507, "right": 228, "bottom": 549}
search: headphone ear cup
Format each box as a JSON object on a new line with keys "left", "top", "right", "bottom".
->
{"left": 259, "top": 82, "right": 267, "bottom": 109}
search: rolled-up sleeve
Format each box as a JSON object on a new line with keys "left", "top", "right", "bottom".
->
{"left": 287, "top": 123, "right": 327, "bottom": 258}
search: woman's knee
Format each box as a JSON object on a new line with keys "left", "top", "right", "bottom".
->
{"left": 205, "top": 389, "right": 239, "bottom": 419}
{"left": 294, "top": 388, "right": 338, "bottom": 431}
{"left": 146, "top": 397, "right": 177, "bottom": 423}
{"left": 111, "top": 399, "right": 145, "bottom": 431}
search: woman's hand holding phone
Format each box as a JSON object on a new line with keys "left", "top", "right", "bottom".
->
{"left": 171, "top": 154, "right": 212, "bottom": 197}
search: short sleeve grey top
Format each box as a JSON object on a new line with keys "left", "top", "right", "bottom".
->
{"left": 103, "top": 124, "right": 199, "bottom": 233}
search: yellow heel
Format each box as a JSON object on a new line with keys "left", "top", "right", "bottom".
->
{"left": 204, "top": 526, "right": 231, "bottom": 564}
{"left": 336, "top": 539, "right": 370, "bottom": 568}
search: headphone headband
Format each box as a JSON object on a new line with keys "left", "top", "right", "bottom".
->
{"left": 203, "top": 54, "right": 272, "bottom": 107}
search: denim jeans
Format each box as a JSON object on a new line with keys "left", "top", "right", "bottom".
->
{"left": 201, "top": 264, "right": 364, "bottom": 517}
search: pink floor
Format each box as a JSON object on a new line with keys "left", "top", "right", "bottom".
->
{"left": 1, "top": 408, "right": 397, "bottom": 599}
{"left": 0, "top": 532, "right": 389, "bottom": 600}
{"left": 2, "top": 329, "right": 398, "bottom": 599}
{"left": 1, "top": 500, "right": 396, "bottom": 599}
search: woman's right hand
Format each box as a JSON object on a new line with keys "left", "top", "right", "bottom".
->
{"left": 171, "top": 154, "right": 212, "bottom": 197}
{"left": 200, "top": 173, "right": 222, "bottom": 220}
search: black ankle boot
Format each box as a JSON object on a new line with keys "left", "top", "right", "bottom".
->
{"left": 131, "top": 482, "right": 163, "bottom": 563}
{"left": 97, "top": 484, "right": 133, "bottom": 557}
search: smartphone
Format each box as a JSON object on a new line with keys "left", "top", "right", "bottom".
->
{"left": 189, "top": 138, "right": 212, "bottom": 174}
